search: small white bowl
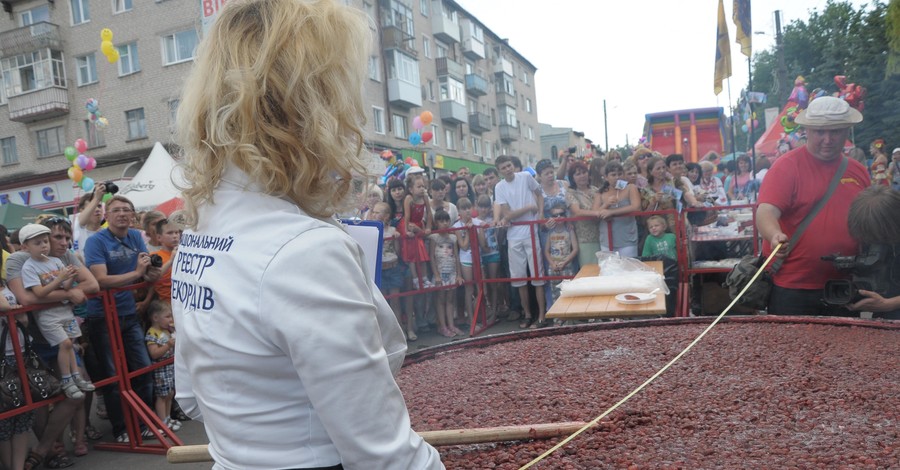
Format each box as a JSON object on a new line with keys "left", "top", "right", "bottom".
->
{"left": 615, "top": 293, "right": 657, "bottom": 305}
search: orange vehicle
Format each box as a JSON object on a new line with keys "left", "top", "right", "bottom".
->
{"left": 643, "top": 107, "right": 727, "bottom": 162}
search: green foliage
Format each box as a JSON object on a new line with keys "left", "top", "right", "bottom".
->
{"left": 747, "top": 0, "right": 898, "bottom": 154}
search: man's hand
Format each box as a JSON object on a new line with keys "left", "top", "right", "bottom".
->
{"left": 770, "top": 232, "right": 790, "bottom": 259}
{"left": 848, "top": 290, "right": 899, "bottom": 313}
{"left": 144, "top": 266, "right": 162, "bottom": 282}
{"left": 67, "top": 288, "right": 87, "bottom": 305}
{"left": 136, "top": 253, "right": 151, "bottom": 274}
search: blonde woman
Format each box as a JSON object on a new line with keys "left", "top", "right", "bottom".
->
{"left": 172, "top": 1, "right": 442, "bottom": 468}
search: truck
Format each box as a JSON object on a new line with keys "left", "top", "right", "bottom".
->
{"left": 643, "top": 107, "right": 728, "bottom": 162}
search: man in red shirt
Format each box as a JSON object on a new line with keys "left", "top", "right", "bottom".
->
{"left": 756, "top": 96, "right": 870, "bottom": 315}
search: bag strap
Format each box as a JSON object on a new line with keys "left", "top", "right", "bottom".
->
{"left": 14, "top": 321, "right": 33, "bottom": 354}
{"left": 0, "top": 322, "right": 8, "bottom": 359}
{"left": 770, "top": 157, "right": 849, "bottom": 273}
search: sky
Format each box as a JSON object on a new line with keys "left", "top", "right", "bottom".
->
{"left": 456, "top": 0, "right": 870, "bottom": 150}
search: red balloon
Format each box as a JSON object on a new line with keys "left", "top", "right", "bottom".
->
{"left": 421, "top": 131, "right": 433, "bottom": 143}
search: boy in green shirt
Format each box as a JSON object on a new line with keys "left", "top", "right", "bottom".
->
{"left": 642, "top": 215, "right": 677, "bottom": 260}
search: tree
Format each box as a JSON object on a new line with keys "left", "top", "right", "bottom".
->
{"left": 747, "top": 1, "right": 898, "bottom": 153}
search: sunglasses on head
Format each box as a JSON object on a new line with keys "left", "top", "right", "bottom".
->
{"left": 551, "top": 213, "right": 566, "bottom": 218}
{"left": 46, "top": 217, "right": 71, "bottom": 226}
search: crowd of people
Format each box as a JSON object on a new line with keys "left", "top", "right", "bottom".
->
{"left": 0, "top": 185, "right": 187, "bottom": 469}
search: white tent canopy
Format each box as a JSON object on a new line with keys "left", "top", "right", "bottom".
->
{"left": 118, "top": 142, "right": 185, "bottom": 211}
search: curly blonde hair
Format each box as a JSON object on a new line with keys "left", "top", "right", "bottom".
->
{"left": 175, "top": 0, "right": 371, "bottom": 228}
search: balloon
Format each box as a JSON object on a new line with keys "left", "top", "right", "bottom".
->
{"left": 753, "top": 119, "right": 759, "bottom": 128}
{"left": 100, "top": 40, "right": 114, "bottom": 57}
{"left": 106, "top": 50, "right": 120, "bottom": 63}
{"left": 68, "top": 166, "right": 83, "bottom": 183}
{"left": 64, "top": 146, "right": 77, "bottom": 161}
{"left": 741, "top": 124, "right": 748, "bottom": 133}
{"left": 408, "top": 132, "right": 422, "bottom": 146}
{"left": 85, "top": 98, "right": 99, "bottom": 113}
{"left": 380, "top": 149, "right": 394, "bottom": 161}
{"left": 412, "top": 116, "right": 423, "bottom": 130}
{"left": 524, "top": 166, "right": 536, "bottom": 177}
{"left": 80, "top": 177, "right": 95, "bottom": 193}
{"left": 76, "top": 154, "right": 89, "bottom": 169}
{"left": 420, "top": 111, "right": 433, "bottom": 126}
{"left": 404, "top": 157, "right": 414, "bottom": 165}
{"left": 421, "top": 131, "right": 433, "bottom": 143}
{"left": 89, "top": 112, "right": 99, "bottom": 121}
{"left": 101, "top": 193, "right": 113, "bottom": 203}
{"left": 74, "top": 138, "right": 88, "bottom": 154}
{"left": 96, "top": 117, "right": 109, "bottom": 128}
{"left": 85, "top": 157, "right": 97, "bottom": 171}
{"left": 100, "top": 28, "right": 113, "bottom": 42}
{"left": 409, "top": 159, "right": 420, "bottom": 167}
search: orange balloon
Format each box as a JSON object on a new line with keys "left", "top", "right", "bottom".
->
{"left": 68, "top": 166, "right": 83, "bottom": 183}
{"left": 420, "top": 111, "right": 433, "bottom": 126}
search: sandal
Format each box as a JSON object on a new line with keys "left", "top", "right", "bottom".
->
{"left": 519, "top": 316, "right": 532, "bottom": 329}
{"left": 44, "top": 453, "right": 74, "bottom": 469}
{"left": 73, "top": 442, "right": 89, "bottom": 457}
{"left": 506, "top": 310, "right": 522, "bottom": 322}
{"left": 24, "top": 451, "right": 42, "bottom": 470}
{"left": 85, "top": 425, "right": 103, "bottom": 440}
{"left": 406, "top": 330, "right": 418, "bottom": 341}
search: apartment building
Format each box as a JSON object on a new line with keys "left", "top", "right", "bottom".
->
{"left": 0, "top": 0, "right": 539, "bottom": 210}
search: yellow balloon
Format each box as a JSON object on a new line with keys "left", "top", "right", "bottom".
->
{"left": 100, "top": 28, "right": 113, "bottom": 42}
{"left": 100, "top": 41, "right": 114, "bottom": 56}
{"left": 106, "top": 50, "right": 120, "bottom": 63}
{"left": 68, "top": 166, "right": 83, "bottom": 183}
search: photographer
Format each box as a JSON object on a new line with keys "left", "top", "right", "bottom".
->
{"left": 846, "top": 185, "right": 900, "bottom": 319}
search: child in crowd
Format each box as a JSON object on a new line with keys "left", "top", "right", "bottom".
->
{"left": 151, "top": 218, "right": 182, "bottom": 306}
{"left": 141, "top": 211, "right": 166, "bottom": 253}
{"left": 402, "top": 174, "right": 433, "bottom": 289}
{"left": 1, "top": 259, "right": 32, "bottom": 470}
{"left": 373, "top": 202, "right": 415, "bottom": 341}
{"left": 544, "top": 200, "right": 578, "bottom": 305}
{"left": 452, "top": 198, "right": 481, "bottom": 327}
{"left": 429, "top": 179, "right": 458, "bottom": 223}
{"left": 623, "top": 162, "right": 639, "bottom": 187}
{"left": 386, "top": 178, "right": 407, "bottom": 229}
{"left": 476, "top": 195, "right": 505, "bottom": 320}
{"left": 429, "top": 210, "right": 463, "bottom": 337}
{"left": 642, "top": 215, "right": 677, "bottom": 260}
{"left": 144, "top": 301, "right": 180, "bottom": 432}
{"left": 18, "top": 224, "right": 95, "bottom": 399}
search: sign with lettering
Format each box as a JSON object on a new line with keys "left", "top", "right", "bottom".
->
{"left": 0, "top": 181, "right": 76, "bottom": 208}
{"left": 200, "top": 0, "right": 228, "bottom": 34}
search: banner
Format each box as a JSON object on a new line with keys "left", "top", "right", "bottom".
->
{"left": 714, "top": 0, "right": 732, "bottom": 95}
{"left": 733, "top": 0, "right": 752, "bottom": 57}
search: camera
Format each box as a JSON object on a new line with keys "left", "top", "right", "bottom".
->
{"left": 149, "top": 254, "right": 163, "bottom": 268}
{"left": 567, "top": 146, "right": 577, "bottom": 154}
{"left": 104, "top": 181, "right": 119, "bottom": 195}
{"left": 821, "top": 244, "right": 892, "bottom": 305}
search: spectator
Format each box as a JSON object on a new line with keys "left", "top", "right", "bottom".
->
{"left": 360, "top": 185, "right": 383, "bottom": 221}
{"left": 471, "top": 174, "right": 490, "bottom": 217}
{"left": 452, "top": 198, "right": 480, "bottom": 327}
{"left": 84, "top": 195, "right": 160, "bottom": 443}
{"left": 430, "top": 210, "right": 463, "bottom": 337}
{"left": 141, "top": 211, "right": 166, "bottom": 253}
{"left": 493, "top": 155, "right": 547, "bottom": 329}
{"left": 543, "top": 200, "right": 578, "bottom": 306}
{"left": 755, "top": 156, "right": 771, "bottom": 183}
{"left": 728, "top": 154, "right": 754, "bottom": 201}
{"left": 150, "top": 218, "right": 182, "bottom": 306}
{"left": 456, "top": 166, "right": 472, "bottom": 183}
{"left": 594, "top": 161, "right": 641, "bottom": 257}
{"left": 475, "top": 195, "right": 505, "bottom": 319}
{"left": 73, "top": 183, "right": 108, "bottom": 258}
{"left": 536, "top": 158, "right": 569, "bottom": 309}
{"left": 642, "top": 215, "right": 677, "bottom": 259}
{"left": 402, "top": 174, "right": 433, "bottom": 289}
{"left": 144, "top": 301, "right": 179, "bottom": 432}
{"left": 385, "top": 178, "right": 407, "bottom": 229}
{"left": 482, "top": 167, "right": 500, "bottom": 198}
{"left": 698, "top": 161, "right": 728, "bottom": 206}
{"left": 0, "top": 254, "right": 32, "bottom": 470}
{"left": 450, "top": 177, "right": 475, "bottom": 208}
{"left": 665, "top": 154, "right": 702, "bottom": 208}
{"left": 566, "top": 161, "right": 601, "bottom": 268}
{"left": 372, "top": 202, "right": 413, "bottom": 340}
{"left": 429, "top": 179, "right": 458, "bottom": 223}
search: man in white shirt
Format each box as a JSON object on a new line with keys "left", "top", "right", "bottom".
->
{"left": 493, "top": 155, "right": 547, "bottom": 328}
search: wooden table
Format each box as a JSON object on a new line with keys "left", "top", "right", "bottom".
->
{"left": 546, "top": 261, "right": 667, "bottom": 320}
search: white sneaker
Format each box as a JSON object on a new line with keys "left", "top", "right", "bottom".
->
{"left": 166, "top": 417, "right": 182, "bottom": 432}
{"left": 63, "top": 382, "right": 85, "bottom": 400}
{"left": 74, "top": 377, "right": 96, "bottom": 392}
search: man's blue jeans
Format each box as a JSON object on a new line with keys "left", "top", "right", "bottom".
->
{"left": 87, "top": 314, "right": 153, "bottom": 436}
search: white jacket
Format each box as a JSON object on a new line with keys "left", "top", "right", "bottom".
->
{"left": 172, "top": 166, "right": 443, "bottom": 470}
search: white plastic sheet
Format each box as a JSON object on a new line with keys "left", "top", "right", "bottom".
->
{"left": 558, "top": 252, "right": 669, "bottom": 298}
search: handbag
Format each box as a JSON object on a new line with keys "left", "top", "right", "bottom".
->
{"left": 17, "top": 321, "right": 61, "bottom": 402}
{"left": 0, "top": 324, "right": 24, "bottom": 411}
{"left": 725, "top": 157, "right": 849, "bottom": 309}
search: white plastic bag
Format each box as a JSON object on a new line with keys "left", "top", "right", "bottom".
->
{"left": 558, "top": 252, "right": 668, "bottom": 298}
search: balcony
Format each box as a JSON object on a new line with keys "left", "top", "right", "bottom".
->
{"left": 496, "top": 92, "right": 516, "bottom": 108}
{"left": 381, "top": 25, "right": 417, "bottom": 57}
{"left": 465, "top": 73, "right": 488, "bottom": 96}
{"left": 499, "top": 123, "right": 518, "bottom": 142}
{"left": 388, "top": 78, "right": 422, "bottom": 108}
{"left": 439, "top": 100, "right": 467, "bottom": 124}
{"left": 431, "top": 6, "right": 460, "bottom": 43}
{"left": 435, "top": 56, "right": 464, "bottom": 80}
{"left": 0, "top": 22, "right": 62, "bottom": 57}
{"left": 461, "top": 21, "right": 485, "bottom": 60}
{"left": 468, "top": 112, "right": 491, "bottom": 133}
{"left": 8, "top": 86, "right": 69, "bottom": 123}
{"left": 493, "top": 58, "right": 513, "bottom": 76}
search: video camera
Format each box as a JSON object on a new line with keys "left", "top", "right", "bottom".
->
{"left": 821, "top": 244, "right": 893, "bottom": 305}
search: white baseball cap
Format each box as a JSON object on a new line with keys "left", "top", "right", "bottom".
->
{"left": 18, "top": 223, "right": 50, "bottom": 243}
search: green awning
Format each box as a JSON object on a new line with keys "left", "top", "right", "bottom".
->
{"left": 0, "top": 203, "right": 58, "bottom": 231}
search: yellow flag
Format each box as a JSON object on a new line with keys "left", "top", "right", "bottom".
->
{"left": 714, "top": 0, "right": 732, "bottom": 95}
{"left": 733, "top": 0, "right": 752, "bottom": 57}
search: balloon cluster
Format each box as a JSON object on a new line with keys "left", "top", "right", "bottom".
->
{"left": 100, "top": 29, "right": 120, "bottom": 63}
{"left": 780, "top": 106, "right": 800, "bottom": 134}
{"left": 65, "top": 139, "right": 98, "bottom": 192}
{"left": 379, "top": 150, "right": 423, "bottom": 184}
{"left": 85, "top": 98, "right": 108, "bottom": 128}
{"left": 788, "top": 76, "right": 809, "bottom": 110}
{"left": 834, "top": 75, "right": 866, "bottom": 112}
{"left": 408, "top": 111, "right": 434, "bottom": 146}
{"left": 742, "top": 112, "right": 759, "bottom": 134}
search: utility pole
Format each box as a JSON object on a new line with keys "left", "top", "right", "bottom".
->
{"left": 603, "top": 99, "right": 609, "bottom": 153}
{"left": 775, "top": 10, "right": 790, "bottom": 108}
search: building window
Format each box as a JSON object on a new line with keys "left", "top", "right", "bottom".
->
{"left": 75, "top": 54, "right": 98, "bottom": 86}
{"left": 392, "top": 114, "right": 407, "bottom": 139}
{"left": 423, "top": 36, "right": 431, "bottom": 59}
{"left": 435, "top": 42, "right": 448, "bottom": 59}
{"left": 388, "top": 51, "right": 420, "bottom": 86}
{"left": 527, "top": 126, "right": 534, "bottom": 141}
{"left": 114, "top": 0, "right": 133, "bottom": 13}
{"left": 484, "top": 140, "right": 492, "bottom": 160}
{"left": 427, "top": 79, "right": 435, "bottom": 102}
{"left": 117, "top": 42, "right": 140, "bottom": 76}
{"left": 36, "top": 127, "right": 64, "bottom": 157}
{"left": 372, "top": 107, "right": 385, "bottom": 135}
{"left": 445, "top": 129, "right": 456, "bottom": 150}
{"left": 431, "top": 124, "right": 439, "bottom": 147}
{"left": 1, "top": 137, "right": 17, "bottom": 165}
{"left": 525, "top": 98, "right": 532, "bottom": 114}
{"left": 19, "top": 5, "right": 50, "bottom": 26}
{"left": 125, "top": 108, "right": 147, "bottom": 140}
{"left": 368, "top": 55, "right": 380, "bottom": 81}
{"left": 1, "top": 49, "right": 66, "bottom": 96}
{"left": 83, "top": 120, "right": 105, "bottom": 148}
{"left": 472, "top": 137, "right": 481, "bottom": 156}
{"left": 70, "top": 0, "right": 91, "bottom": 25}
{"left": 439, "top": 77, "right": 464, "bottom": 105}
{"left": 163, "top": 30, "right": 198, "bottom": 65}
{"left": 501, "top": 106, "right": 517, "bottom": 127}
{"left": 420, "top": 0, "right": 429, "bottom": 16}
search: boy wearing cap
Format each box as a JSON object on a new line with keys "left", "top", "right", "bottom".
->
{"left": 19, "top": 224, "right": 96, "bottom": 399}
{"left": 757, "top": 97, "right": 871, "bottom": 315}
